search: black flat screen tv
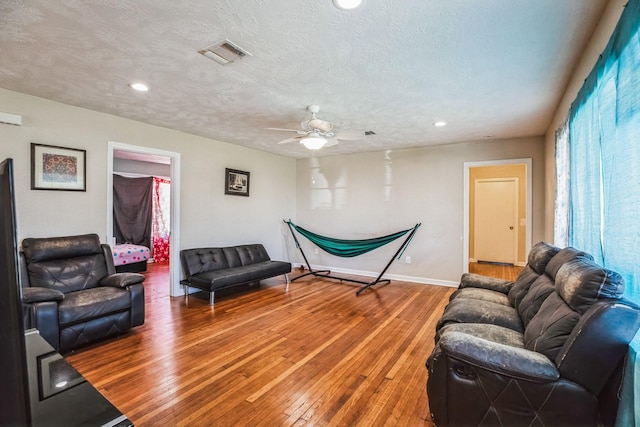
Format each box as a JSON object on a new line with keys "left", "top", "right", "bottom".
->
{"left": 0, "top": 158, "right": 31, "bottom": 425}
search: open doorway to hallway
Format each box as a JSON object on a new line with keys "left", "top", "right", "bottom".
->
{"left": 107, "top": 142, "right": 181, "bottom": 296}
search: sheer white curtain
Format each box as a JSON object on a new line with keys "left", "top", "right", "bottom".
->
{"left": 553, "top": 117, "right": 570, "bottom": 248}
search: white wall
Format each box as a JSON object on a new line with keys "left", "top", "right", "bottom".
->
{"left": 295, "top": 136, "right": 545, "bottom": 285}
{"left": 544, "top": 0, "right": 626, "bottom": 243}
{"left": 0, "top": 88, "right": 296, "bottom": 261}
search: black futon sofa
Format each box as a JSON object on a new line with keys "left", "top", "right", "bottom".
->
{"left": 180, "top": 244, "right": 291, "bottom": 304}
{"left": 427, "top": 242, "right": 640, "bottom": 427}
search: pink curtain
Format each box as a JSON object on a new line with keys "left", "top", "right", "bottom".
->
{"left": 152, "top": 177, "right": 170, "bottom": 264}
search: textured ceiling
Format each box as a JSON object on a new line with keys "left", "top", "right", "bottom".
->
{"left": 0, "top": 0, "right": 608, "bottom": 158}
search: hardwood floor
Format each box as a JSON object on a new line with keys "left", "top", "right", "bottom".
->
{"left": 469, "top": 261, "right": 523, "bottom": 281}
{"left": 64, "top": 263, "right": 514, "bottom": 426}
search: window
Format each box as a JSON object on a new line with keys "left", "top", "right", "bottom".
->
{"left": 563, "top": 1, "right": 640, "bottom": 424}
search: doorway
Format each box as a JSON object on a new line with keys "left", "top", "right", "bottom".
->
{"left": 107, "top": 142, "right": 182, "bottom": 296}
{"left": 474, "top": 178, "right": 518, "bottom": 264}
{"left": 463, "top": 159, "right": 531, "bottom": 273}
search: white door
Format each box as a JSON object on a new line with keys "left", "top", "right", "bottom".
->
{"left": 474, "top": 178, "right": 518, "bottom": 264}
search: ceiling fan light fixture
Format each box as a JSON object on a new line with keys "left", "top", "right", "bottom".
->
{"left": 300, "top": 136, "right": 328, "bottom": 150}
{"left": 129, "top": 82, "right": 149, "bottom": 92}
{"left": 333, "top": 0, "right": 362, "bottom": 10}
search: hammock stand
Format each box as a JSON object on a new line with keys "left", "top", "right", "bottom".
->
{"left": 284, "top": 220, "right": 421, "bottom": 295}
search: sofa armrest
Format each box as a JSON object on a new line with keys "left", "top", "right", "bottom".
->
{"left": 459, "top": 273, "right": 513, "bottom": 294}
{"left": 438, "top": 331, "right": 559, "bottom": 382}
{"left": 23, "top": 300, "right": 60, "bottom": 350}
{"left": 100, "top": 272, "right": 145, "bottom": 288}
{"left": 22, "top": 287, "right": 64, "bottom": 303}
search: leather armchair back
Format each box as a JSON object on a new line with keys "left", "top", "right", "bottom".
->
{"left": 22, "top": 234, "right": 109, "bottom": 293}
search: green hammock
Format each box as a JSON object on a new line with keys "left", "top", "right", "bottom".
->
{"left": 285, "top": 221, "right": 415, "bottom": 258}
{"left": 284, "top": 220, "right": 421, "bottom": 295}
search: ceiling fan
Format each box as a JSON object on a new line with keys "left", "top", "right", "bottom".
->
{"left": 267, "top": 105, "right": 365, "bottom": 150}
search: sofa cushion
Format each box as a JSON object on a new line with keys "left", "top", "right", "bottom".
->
{"left": 181, "top": 248, "right": 230, "bottom": 276}
{"left": 505, "top": 266, "right": 540, "bottom": 309}
{"left": 238, "top": 244, "right": 271, "bottom": 264}
{"left": 436, "top": 323, "right": 525, "bottom": 349}
{"left": 517, "top": 275, "right": 556, "bottom": 327}
{"left": 58, "top": 286, "right": 132, "bottom": 326}
{"left": 26, "top": 254, "right": 109, "bottom": 293}
{"left": 436, "top": 299, "right": 524, "bottom": 333}
{"left": 526, "top": 242, "right": 561, "bottom": 275}
{"left": 22, "top": 233, "right": 103, "bottom": 263}
{"left": 523, "top": 293, "right": 580, "bottom": 361}
{"left": 458, "top": 273, "right": 513, "bottom": 294}
{"left": 191, "top": 260, "right": 291, "bottom": 291}
{"left": 223, "top": 244, "right": 271, "bottom": 268}
{"left": 448, "top": 287, "right": 511, "bottom": 306}
{"left": 507, "top": 242, "right": 559, "bottom": 308}
{"left": 555, "top": 258, "right": 625, "bottom": 314}
{"left": 544, "top": 247, "right": 593, "bottom": 279}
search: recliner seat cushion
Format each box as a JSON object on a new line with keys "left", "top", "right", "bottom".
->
{"left": 436, "top": 323, "right": 525, "bottom": 348}
{"left": 58, "top": 287, "right": 132, "bottom": 326}
{"left": 448, "top": 287, "right": 511, "bottom": 306}
{"left": 436, "top": 299, "right": 524, "bottom": 333}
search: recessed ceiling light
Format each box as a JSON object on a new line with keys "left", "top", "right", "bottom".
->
{"left": 129, "top": 82, "right": 149, "bottom": 92}
{"left": 333, "top": 0, "right": 362, "bottom": 10}
{"left": 434, "top": 121, "right": 447, "bottom": 127}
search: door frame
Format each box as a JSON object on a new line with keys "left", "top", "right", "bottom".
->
{"left": 473, "top": 177, "right": 519, "bottom": 264}
{"left": 107, "top": 141, "right": 182, "bottom": 297}
{"left": 463, "top": 158, "right": 532, "bottom": 273}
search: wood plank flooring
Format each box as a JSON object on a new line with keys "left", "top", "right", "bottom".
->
{"left": 64, "top": 263, "right": 517, "bottom": 426}
{"left": 469, "top": 261, "right": 523, "bottom": 281}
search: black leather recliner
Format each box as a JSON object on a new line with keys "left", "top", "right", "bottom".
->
{"left": 427, "top": 247, "right": 640, "bottom": 426}
{"left": 20, "top": 233, "right": 145, "bottom": 353}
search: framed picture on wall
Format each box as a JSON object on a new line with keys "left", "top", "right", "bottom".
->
{"left": 31, "top": 143, "right": 86, "bottom": 191}
{"left": 225, "top": 168, "right": 250, "bottom": 196}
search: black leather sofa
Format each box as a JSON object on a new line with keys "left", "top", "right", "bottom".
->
{"left": 427, "top": 242, "right": 640, "bottom": 426}
{"left": 180, "top": 244, "right": 291, "bottom": 305}
{"left": 20, "top": 234, "right": 145, "bottom": 353}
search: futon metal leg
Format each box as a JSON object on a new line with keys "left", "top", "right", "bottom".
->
{"left": 209, "top": 291, "right": 215, "bottom": 305}
{"left": 285, "top": 273, "right": 290, "bottom": 291}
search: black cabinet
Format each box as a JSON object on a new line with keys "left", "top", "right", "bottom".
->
{"left": 25, "top": 329, "right": 132, "bottom": 427}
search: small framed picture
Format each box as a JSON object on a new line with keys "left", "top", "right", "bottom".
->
{"left": 225, "top": 168, "right": 250, "bottom": 196}
{"left": 31, "top": 143, "right": 86, "bottom": 191}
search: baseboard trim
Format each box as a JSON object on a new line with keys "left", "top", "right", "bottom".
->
{"left": 291, "top": 263, "right": 459, "bottom": 288}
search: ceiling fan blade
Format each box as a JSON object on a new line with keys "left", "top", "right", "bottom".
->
{"left": 324, "top": 138, "right": 339, "bottom": 147}
{"left": 266, "top": 127, "right": 301, "bottom": 133}
{"left": 334, "top": 130, "right": 365, "bottom": 141}
{"left": 277, "top": 136, "right": 303, "bottom": 144}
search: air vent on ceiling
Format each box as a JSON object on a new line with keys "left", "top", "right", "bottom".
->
{"left": 198, "top": 39, "right": 252, "bottom": 65}
{"left": 364, "top": 130, "right": 376, "bottom": 136}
